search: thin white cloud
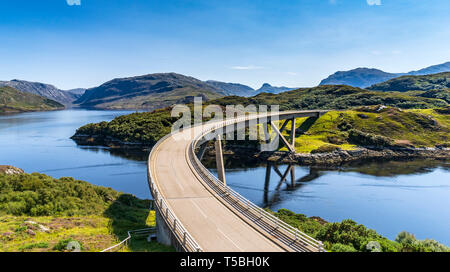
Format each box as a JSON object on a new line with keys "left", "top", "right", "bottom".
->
{"left": 367, "top": 0, "right": 381, "bottom": 6}
{"left": 66, "top": 0, "right": 81, "bottom": 6}
{"left": 231, "top": 65, "right": 264, "bottom": 70}
{"left": 287, "top": 72, "right": 298, "bottom": 76}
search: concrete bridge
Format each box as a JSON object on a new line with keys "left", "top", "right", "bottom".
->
{"left": 147, "top": 110, "right": 328, "bottom": 252}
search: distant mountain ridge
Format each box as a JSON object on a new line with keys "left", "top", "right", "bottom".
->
{"left": 255, "top": 83, "right": 297, "bottom": 94}
{"left": 0, "top": 80, "right": 82, "bottom": 106}
{"left": 205, "top": 80, "right": 256, "bottom": 97}
{"left": 75, "top": 73, "right": 227, "bottom": 110}
{"left": 320, "top": 61, "right": 450, "bottom": 88}
{"left": 74, "top": 73, "right": 300, "bottom": 110}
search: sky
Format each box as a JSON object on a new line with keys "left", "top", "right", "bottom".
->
{"left": 0, "top": 0, "right": 449, "bottom": 90}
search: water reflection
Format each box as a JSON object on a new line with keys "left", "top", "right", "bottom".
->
{"left": 206, "top": 155, "right": 450, "bottom": 244}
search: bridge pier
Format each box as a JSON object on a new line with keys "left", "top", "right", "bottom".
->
{"left": 155, "top": 206, "right": 186, "bottom": 252}
{"left": 215, "top": 134, "right": 226, "bottom": 185}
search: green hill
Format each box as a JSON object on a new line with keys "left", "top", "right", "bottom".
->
{"left": 368, "top": 72, "right": 450, "bottom": 92}
{"left": 209, "top": 85, "right": 448, "bottom": 110}
{"left": 0, "top": 86, "right": 64, "bottom": 113}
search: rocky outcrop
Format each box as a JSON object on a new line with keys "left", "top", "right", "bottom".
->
{"left": 0, "top": 165, "right": 25, "bottom": 175}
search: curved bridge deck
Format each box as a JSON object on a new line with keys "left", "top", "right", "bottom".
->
{"left": 148, "top": 110, "right": 327, "bottom": 252}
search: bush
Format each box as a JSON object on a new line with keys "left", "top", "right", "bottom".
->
{"left": 19, "top": 242, "right": 49, "bottom": 250}
{"left": 0, "top": 173, "right": 120, "bottom": 216}
{"left": 53, "top": 238, "right": 83, "bottom": 252}
{"left": 396, "top": 231, "right": 449, "bottom": 252}
{"left": 330, "top": 243, "right": 357, "bottom": 252}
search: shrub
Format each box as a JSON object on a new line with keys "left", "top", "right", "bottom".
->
{"left": 53, "top": 238, "right": 83, "bottom": 252}
{"left": 0, "top": 173, "right": 120, "bottom": 216}
{"left": 330, "top": 243, "right": 357, "bottom": 252}
{"left": 19, "top": 242, "right": 49, "bottom": 250}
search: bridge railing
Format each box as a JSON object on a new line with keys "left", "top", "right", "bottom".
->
{"left": 148, "top": 133, "right": 203, "bottom": 252}
{"left": 189, "top": 112, "right": 326, "bottom": 252}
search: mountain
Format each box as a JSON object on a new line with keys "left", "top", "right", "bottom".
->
{"left": 255, "top": 83, "right": 297, "bottom": 94}
{"left": 205, "top": 80, "right": 255, "bottom": 97}
{"left": 368, "top": 72, "right": 450, "bottom": 92}
{"left": 320, "top": 61, "right": 450, "bottom": 88}
{"left": 0, "top": 86, "right": 65, "bottom": 113}
{"left": 0, "top": 80, "right": 81, "bottom": 106}
{"left": 75, "top": 73, "right": 226, "bottom": 110}
{"left": 408, "top": 61, "right": 450, "bottom": 76}
{"left": 319, "top": 68, "right": 400, "bottom": 88}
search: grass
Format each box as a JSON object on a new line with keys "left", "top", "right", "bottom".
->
{"left": 0, "top": 86, "right": 64, "bottom": 113}
{"left": 271, "top": 106, "right": 450, "bottom": 153}
{"left": 0, "top": 173, "right": 174, "bottom": 252}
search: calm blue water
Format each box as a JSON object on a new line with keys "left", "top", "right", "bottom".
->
{"left": 211, "top": 162, "right": 450, "bottom": 245}
{"left": 0, "top": 110, "right": 449, "bottom": 245}
{"left": 0, "top": 109, "right": 151, "bottom": 199}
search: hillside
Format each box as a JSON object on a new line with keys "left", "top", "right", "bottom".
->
{"left": 205, "top": 80, "right": 256, "bottom": 97}
{"left": 368, "top": 72, "right": 450, "bottom": 92}
{"left": 75, "top": 73, "right": 226, "bottom": 110}
{"left": 0, "top": 80, "right": 81, "bottom": 106}
{"left": 0, "top": 86, "right": 64, "bottom": 113}
{"left": 210, "top": 85, "right": 448, "bottom": 111}
{"left": 280, "top": 106, "right": 450, "bottom": 153}
{"left": 319, "top": 61, "right": 450, "bottom": 88}
{"left": 0, "top": 171, "right": 172, "bottom": 252}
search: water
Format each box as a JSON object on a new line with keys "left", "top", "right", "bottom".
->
{"left": 0, "top": 109, "right": 151, "bottom": 199}
{"left": 210, "top": 160, "right": 450, "bottom": 244}
{"left": 1, "top": 110, "right": 449, "bottom": 244}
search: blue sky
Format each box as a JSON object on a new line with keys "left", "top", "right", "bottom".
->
{"left": 0, "top": 0, "right": 449, "bottom": 89}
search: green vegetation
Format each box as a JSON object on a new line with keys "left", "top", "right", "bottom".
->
{"left": 72, "top": 84, "right": 449, "bottom": 153}
{"left": 275, "top": 106, "right": 450, "bottom": 153}
{"left": 73, "top": 108, "right": 176, "bottom": 146}
{"left": 0, "top": 86, "right": 64, "bottom": 113}
{"left": 272, "top": 209, "right": 449, "bottom": 252}
{"left": 210, "top": 85, "right": 447, "bottom": 110}
{"left": 369, "top": 72, "right": 450, "bottom": 92}
{"left": 0, "top": 172, "right": 173, "bottom": 252}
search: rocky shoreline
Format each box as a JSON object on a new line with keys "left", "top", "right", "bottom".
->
{"left": 256, "top": 147, "right": 450, "bottom": 166}
{"left": 71, "top": 134, "right": 449, "bottom": 166}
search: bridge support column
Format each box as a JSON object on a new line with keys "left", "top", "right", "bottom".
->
{"left": 215, "top": 135, "right": 226, "bottom": 185}
{"left": 155, "top": 207, "right": 173, "bottom": 246}
{"left": 290, "top": 118, "right": 296, "bottom": 147}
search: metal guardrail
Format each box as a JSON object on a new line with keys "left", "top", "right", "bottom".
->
{"left": 188, "top": 112, "right": 326, "bottom": 252}
{"left": 147, "top": 133, "right": 203, "bottom": 252}
{"left": 101, "top": 228, "right": 156, "bottom": 252}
